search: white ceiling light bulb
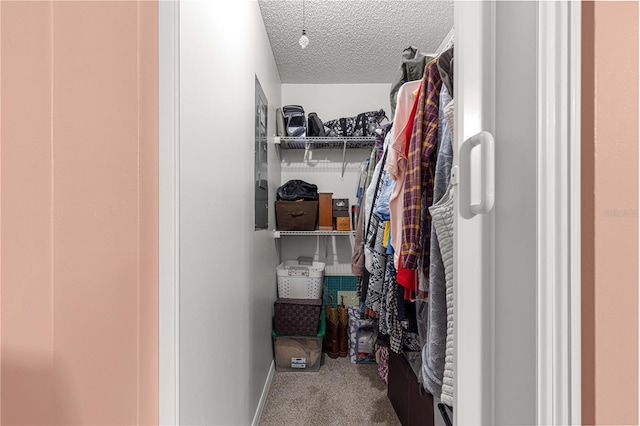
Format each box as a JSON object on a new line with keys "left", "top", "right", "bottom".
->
{"left": 299, "top": 30, "right": 309, "bottom": 49}
{"left": 299, "top": 0, "right": 309, "bottom": 49}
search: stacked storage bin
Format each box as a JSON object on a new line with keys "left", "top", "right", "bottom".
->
{"left": 272, "top": 257, "right": 325, "bottom": 372}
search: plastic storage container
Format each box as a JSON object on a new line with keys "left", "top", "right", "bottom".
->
{"left": 276, "top": 259, "right": 325, "bottom": 299}
{"left": 272, "top": 314, "right": 325, "bottom": 372}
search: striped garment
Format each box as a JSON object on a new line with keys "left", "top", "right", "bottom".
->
{"left": 401, "top": 59, "right": 442, "bottom": 271}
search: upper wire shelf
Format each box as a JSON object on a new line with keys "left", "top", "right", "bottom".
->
{"left": 274, "top": 136, "right": 377, "bottom": 150}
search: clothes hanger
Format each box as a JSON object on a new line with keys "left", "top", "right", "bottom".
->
{"left": 403, "top": 46, "right": 417, "bottom": 55}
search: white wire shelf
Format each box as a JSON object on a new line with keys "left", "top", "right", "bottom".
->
{"left": 274, "top": 136, "right": 377, "bottom": 177}
{"left": 274, "top": 136, "right": 376, "bottom": 150}
{"left": 273, "top": 229, "right": 356, "bottom": 238}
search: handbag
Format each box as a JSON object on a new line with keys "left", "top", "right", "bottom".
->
{"left": 276, "top": 179, "right": 319, "bottom": 201}
{"left": 307, "top": 112, "right": 327, "bottom": 137}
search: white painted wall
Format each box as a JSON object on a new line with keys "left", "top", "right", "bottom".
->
{"left": 279, "top": 84, "right": 390, "bottom": 274}
{"left": 179, "top": 1, "right": 281, "bottom": 424}
{"left": 281, "top": 83, "right": 392, "bottom": 121}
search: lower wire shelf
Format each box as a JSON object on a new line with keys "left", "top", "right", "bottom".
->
{"left": 273, "top": 229, "right": 356, "bottom": 238}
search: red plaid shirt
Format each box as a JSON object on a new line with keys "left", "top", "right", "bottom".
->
{"left": 401, "top": 59, "right": 442, "bottom": 270}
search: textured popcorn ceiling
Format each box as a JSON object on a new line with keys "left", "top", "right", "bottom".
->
{"left": 258, "top": 0, "right": 453, "bottom": 84}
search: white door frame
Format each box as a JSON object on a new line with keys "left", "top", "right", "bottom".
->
{"left": 157, "top": 1, "right": 581, "bottom": 425}
{"left": 159, "top": 1, "right": 180, "bottom": 424}
{"left": 536, "top": 1, "right": 582, "bottom": 424}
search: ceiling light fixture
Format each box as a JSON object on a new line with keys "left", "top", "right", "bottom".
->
{"left": 299, "top": 0, "right": 309, "bottom": 49}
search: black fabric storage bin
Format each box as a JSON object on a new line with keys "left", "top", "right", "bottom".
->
{"left": 274, "top": 298, "right": 322, "bottom": 336}
{"left": 275, "top": 200, "right": 318, "bottom": 231}
{"left": 387, "top": 350, "right": 435, "bottom": 426}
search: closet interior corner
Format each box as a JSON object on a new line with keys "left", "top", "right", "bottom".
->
{"left": 258, "top": 2, "right": 455, "bottom": 425}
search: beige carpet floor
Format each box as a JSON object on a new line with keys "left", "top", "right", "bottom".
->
{"left": 259, "top": 356, "right": 401, "bottom": 426}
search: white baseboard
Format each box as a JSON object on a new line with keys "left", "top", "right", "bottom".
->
{"left": 251, "top": 361, "right": 275, "bottom": 426}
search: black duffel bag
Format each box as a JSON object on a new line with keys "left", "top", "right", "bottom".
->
{"left": 324, "top": 109, "right": 387, "bottom": 137}
{"left": 277, "top": 180, "right": 319, "bottom": 201}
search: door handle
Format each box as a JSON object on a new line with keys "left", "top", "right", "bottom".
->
{"left": 459, "top": 131, "right": 495, "bottom": 219}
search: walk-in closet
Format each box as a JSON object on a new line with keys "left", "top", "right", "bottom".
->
{"left": 257, "top": 1, "right": 455, "bottom": 424}
{"left": 171, "top": 1, "right": 583, "bottom": 425}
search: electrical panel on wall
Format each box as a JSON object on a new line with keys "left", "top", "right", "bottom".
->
{"left": 255, "top": 77, "right": 269, "bottom": 230}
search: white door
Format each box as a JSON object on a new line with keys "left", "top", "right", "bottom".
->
{"left": 454, "top": 2, "right": 581, "bottom": 425}
{"left": 453, "top": 2, "right": 498, "bottom": 425}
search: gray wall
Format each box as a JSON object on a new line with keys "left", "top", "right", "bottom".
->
{"left": 179, "top": 1, "right": 281, "bottom": 423}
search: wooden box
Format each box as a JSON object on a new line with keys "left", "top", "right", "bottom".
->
{"left": 335, "top": 216, "right": 351, "bottom": 231}
{"left": 275, "top": 200, "right": 318, "bottom": 231}
{"left": 318, "top": 193, "right": 333, "bottom": 230}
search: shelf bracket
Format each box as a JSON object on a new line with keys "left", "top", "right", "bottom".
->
{"left": 274, "top": 235, "right": 282, "bottom": 264}
{"left": 304, "top": 140, "right": 311, "bottom": 162}
{"left": 340, "top": 140, "right": 348, "bottom": 178}
{"left": 273, "top": 135, "right": 282, "bottom": 161}
{"left": 324, "top": 235, "right": 329, "bottom": 260}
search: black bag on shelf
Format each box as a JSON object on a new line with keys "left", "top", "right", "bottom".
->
{"left": 282, "top": 105, "right": 307, "bottom": 137}
{"left": 276, "top": 179, "right": 319, "bottom": 201}
{"left": 324, "top": 109, "right": 387, "bottom": 137}
{"left": 307, "top": 112, "right": 327, "bottom": 137}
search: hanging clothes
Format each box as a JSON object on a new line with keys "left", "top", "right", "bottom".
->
{"left": 386, "top": 80, "right": 422, "bottom": 292}
{"left": 363, "top": 135, "right": 391, "bottom": 316}
{"left": 437, "top": 47, "right": 454, "bottom": 98}
{"left": 421, "top": 85, "right": 454, "bottom": 397}
{"left": 401, "top": 59, "right": 442, "bottom": 274}
{"left": 364, "top": 216, "right": 387, "bottom": 315}
{"left": 374, "top": 172, "right": 394, "bottom": 221}
{"left": 360, "top": 128, "right": 392, "bottom": 311}
{"left": 363, "top": 135, "right": 390, "bottom": 240}
{"left": 375, "top": 123, "right": 392, "bottom": 162}
{"left": 375, "top": 44, "right": 457, "bottom": 410}
{"left": 381, "top": 258, "right": 421, "bottom": 354}
{"left": 389, "top": 47, "right": 432, "bottom": 117}
{"left": 352, "top": 157, "right": 372, "bottom": 277}
{"left": 438, "top": 98, "right": 456, "bottom": 406}
{"left": 378, "top": 241, "right": 393, "bottom": 337}
{"left": 429, "top": 182, "right": 455, "bottom": 406}
{"left": 354, "top": 148, "right": 379, "bottom": 299}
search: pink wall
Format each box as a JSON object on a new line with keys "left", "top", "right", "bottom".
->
{"left": 0, "top": 1, "right": 158, "bottom": 424}
{"left": 582, "top": 2, "right": 639, "bottom": 425}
